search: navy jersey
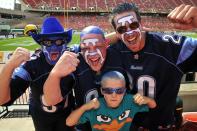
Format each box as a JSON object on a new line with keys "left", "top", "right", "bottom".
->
{"left": 111, "top": 32, "right": 197, "bottom": 129}
{"left": 3, "top": 49, "right": 78, "bottom": 117}
{"left": 73, "top": 47, "right": 127, "bottom": 107}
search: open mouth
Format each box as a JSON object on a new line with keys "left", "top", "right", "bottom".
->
{"left": 50, "top": 52, "right": 59, "bottom": 61}
{"left": 124, "top": 31, "right": 139, "bottom": 45}
{"left": 127, "top": 37, "right": 137, "bottom": 44}
{"left": 88, "top": 56, "right": 101, "bottom": 66}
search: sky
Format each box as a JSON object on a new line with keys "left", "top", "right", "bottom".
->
{"left": 0, "top": 0, "right": 20, "bottom": 10}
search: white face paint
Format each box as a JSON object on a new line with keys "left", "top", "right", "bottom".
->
{"left": 83, "top": 38, "right": 98, "bottom": 46}
{"left": 121, "top": 27, "right": 141, "bottom": 44}
{"left": 117, "top": 15, "right": 134, "bottom": 26}
{"left": 82, "top": 38, "right": 105, "bottom": 66}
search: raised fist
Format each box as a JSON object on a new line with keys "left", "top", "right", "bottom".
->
{"left": 51, "top": 51, "right": 80, "bottom": 78}
{"left": 7, "top": 47, "right": 30, "bottom": 69}
{"left": 168, "top": 4, "right": 197, "bottom": 30}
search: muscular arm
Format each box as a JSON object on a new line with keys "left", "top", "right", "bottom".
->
{"left": 43, "top": 51, "right": 79, "bottom": 106}
{"left": 0, "top": 47, "right": 30, "bottom": 105}
{"left": 66, "top": 98, "right": 100, "bottom": 126}
{"left": 43, "top": 71, "right": 64, "bottom": 106}
{"left": 0, "top": 63, "right": 15, "bottom": 105}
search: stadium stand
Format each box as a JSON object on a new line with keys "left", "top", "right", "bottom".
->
{"left": 0, "top": 1, "right": 197, "bottom": 131}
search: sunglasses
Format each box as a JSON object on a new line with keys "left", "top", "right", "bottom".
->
{"left": 40, "top": 39, "right": 66, "bottom": 47}
{"left": 116, "top": 22, "right": 140, "bottom": 34}
{"left": 101, "top": 87, "right": 126, "bottom": 94}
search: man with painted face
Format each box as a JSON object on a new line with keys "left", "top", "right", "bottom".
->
{"left": 43, "top": 25, "right": 127, "bottom": 130}
{"left": 109, "top": 2, "right": 197, "bottom": 130}
{"left": 0, "top": 17, "right": 78, "bottom": 131}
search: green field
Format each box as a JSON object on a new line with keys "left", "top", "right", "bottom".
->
{"left": 0, "top": 34, "right": 80, "bottom": 51}
{"left": 0, "top": 32, "right": 197, "bottom": 51}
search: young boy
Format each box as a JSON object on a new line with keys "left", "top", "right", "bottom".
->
{"left": 66, "top": 71, "right": 156, "bottom": 131}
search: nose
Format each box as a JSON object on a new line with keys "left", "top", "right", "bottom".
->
{"left": 112, "top": 92, "right": 117, "bottom": 97}
{"left": 125, "top": 22, "right": 131, "bottom": 31}
{"left": 88, "top": 43, "right": 97, "bottom": 52}
{"left": 50, "top": 44, "right": 57, "bottom": 49}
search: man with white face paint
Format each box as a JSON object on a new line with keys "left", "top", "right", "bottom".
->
{"left": 110, "top": 2, "right": 197, "bottom": 131}
{"left": 44, "top": 25, "right": 127, "bottom": 130}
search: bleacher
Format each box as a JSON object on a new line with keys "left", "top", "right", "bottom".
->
{"left": 22, "top": 0, "right": 197, "bottom": 12}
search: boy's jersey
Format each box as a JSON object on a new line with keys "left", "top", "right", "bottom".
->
{"left": 3, "top": 47, "right": 78, "bottom": 117}
{"left": 110, "top": 32, "right": 197, "bottom": 128}
{"left": 79, "top": 94, "right": 148, "bottom": 131}
{"left": 73, "top": 47, "right": 127, "bottom": 107}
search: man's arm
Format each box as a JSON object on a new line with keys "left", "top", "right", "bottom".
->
{"left": 105, "top": 32, "right": 119, "bottom": 45}
{"left": 43, "top": 51, "right": 79, "bottom": 106}
{"left": 66, "top": 98, "right": 100, "bottom": 126}
{"left": 0, "top": 47, "right": 30, "bottom": 105}
{"left": 168, "top": 4, "right": 197, "bottom": 30}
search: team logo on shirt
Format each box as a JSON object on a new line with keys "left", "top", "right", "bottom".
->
{"left": 130, "top": 65, "right": 143, "bottom": 70}
{"left": 93, "top": 110, "right": 132, "bottom": 131}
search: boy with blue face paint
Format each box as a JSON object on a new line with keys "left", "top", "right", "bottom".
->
{"left": 0, "top": 17, "right": 78, "bottom": 131}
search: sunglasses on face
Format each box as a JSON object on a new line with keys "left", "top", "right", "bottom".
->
{"left": 101, "top": 87, "right": 126, "bottom": 95}
{"left": 116, "top": 22, "right": 140, "bottom": 34}
{"left": 40, "top": 39, "right": 66, "bottom": 47}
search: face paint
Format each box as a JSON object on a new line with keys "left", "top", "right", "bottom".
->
{"left": 82, "top": 38, "right": 105, "bottom": 68}
{"left": 121, "top": 27, "right": 141, "bottom": 44}
{"left": 117, "top": 15, "right": 134, "bottom": 26}
{"left": 83, "top": 38, "right": 98, "bottom": 46}
{"left": 42, "top": 44, "right": 67, "bottom": 65}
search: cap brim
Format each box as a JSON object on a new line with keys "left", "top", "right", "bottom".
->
{"left": 32, "top": 28, "right": 72, "bottom": 44}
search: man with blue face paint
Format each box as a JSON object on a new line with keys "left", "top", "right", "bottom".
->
{"left": 0, "top": 17, "right": 78, "bottom": 131}
{"left": 43, "top": 25, "right": 128, "bottom": 131}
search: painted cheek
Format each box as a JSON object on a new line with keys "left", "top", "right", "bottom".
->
{"left": 84, "top": 50, "right": 89, "bottom": 64}
{"left": 96, "top": 49, "right": 104, "bottom": 64}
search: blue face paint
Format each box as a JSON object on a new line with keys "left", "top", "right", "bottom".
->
{"left": 41, "top": 37, "right": 68, "bottom": 65}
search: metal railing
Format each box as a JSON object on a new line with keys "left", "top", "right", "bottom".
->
{"left": 0, "top": 73, "right": 197, "bottom": 118}
{"left": 0, "top": 88, "right": 30, "bottom": 118}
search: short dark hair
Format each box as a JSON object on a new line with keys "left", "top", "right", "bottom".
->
{"left": 110, "top": 2, "right": 141, "bottom": 29}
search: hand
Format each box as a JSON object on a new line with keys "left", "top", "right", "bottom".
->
{"left": 51, "top": 51, "right": 80, "bottom": 78}
{"left": 84, "top": 98, "right": 100, "bottom": 111}
{"left": 133, "top": 93, "right": 147, "bottom": 105}
{"left": 168, "top": 4, "right": 197, "bottom": 30}
{"left": 7, "top": 47, "right": 30, "bottom": 69}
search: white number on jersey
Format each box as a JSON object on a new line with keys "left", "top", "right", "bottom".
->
{"left": 162, "top": 34, "right": 181, "bottom": 45}
{"left": 137, "top": 75, "right": 156, "bottom": 98}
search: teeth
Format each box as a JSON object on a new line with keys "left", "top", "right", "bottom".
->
{"left": 128, "top": 37, "right": 136, "bottom": 41}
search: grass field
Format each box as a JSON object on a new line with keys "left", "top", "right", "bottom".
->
{"left": 0, "top": 34, "right": 80, "bottom": 51}
{"left": 0, "top": 32, "right": 197, "bottom": 51}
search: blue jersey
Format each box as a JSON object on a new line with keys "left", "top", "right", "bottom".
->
{"left": 73, "top": 47, "right": 127, "bottom": 107}
{"left": 3, "top": 45, "right": 80, "bottom": 118}
{"left": 111, "top": 32, "right": 197, "bottom": 129}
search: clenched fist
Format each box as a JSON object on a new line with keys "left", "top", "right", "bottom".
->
{"left": 84, "top": 98, "right": 100, "bottom": 111}
{"left": 7, "top": 47, "right": 30, "bottom": 69}
{"left": 51, "top": 51, "right": 80, "bottom": 78}
{"left": 168, "top": 4, "right": 197, "bottom": 30}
